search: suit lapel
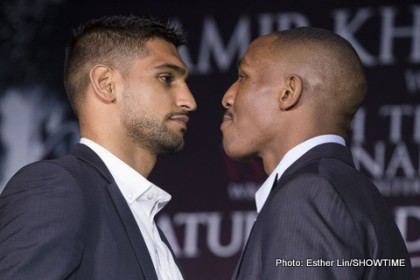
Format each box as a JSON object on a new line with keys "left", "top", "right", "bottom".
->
{"left": 106, "top": 182, "right": 158, "bottom": 280}
{"left": 71, "top": 144, "right": 158, "bottom": 280}
{"left": 231, "top": 217, "right": 259, "bottom": 280}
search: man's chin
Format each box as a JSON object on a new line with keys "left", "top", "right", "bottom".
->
{"left": 156, "top": 139, "right": 184, "bottom": 155}
{"left": 223, "top": 145, "right": 256, "bottom": 162}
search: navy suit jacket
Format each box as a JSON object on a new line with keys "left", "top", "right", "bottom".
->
{"left": 0, "top": 144, "right": 177, "bottom": 280}
{"left": 232, "top": 143, "right": 413, "bottom": 280}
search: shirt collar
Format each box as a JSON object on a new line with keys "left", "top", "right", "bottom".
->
{"left": 255, "top": 134, "right": 346, "bottom": 213}
{"left": 80, "top": 138, "right": 171, "bottom": 205}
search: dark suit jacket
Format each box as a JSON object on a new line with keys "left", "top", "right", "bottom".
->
{"left": 233, "top": 143, "right": 413, "bottom": 280}
{"left": 0, "top": 144, "right": 178, "bottom": 280}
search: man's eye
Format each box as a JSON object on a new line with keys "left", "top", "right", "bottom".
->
{"left": 160, "top": 75, "right": 174, "bottom": 84}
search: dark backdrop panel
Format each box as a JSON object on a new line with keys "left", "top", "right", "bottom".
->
{"left": 0, "top": 0, "right": 419, "bottom": 279}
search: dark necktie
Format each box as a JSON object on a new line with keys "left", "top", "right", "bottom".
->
{"left": 271, "top": 173, "right": 279, "bottom": 190}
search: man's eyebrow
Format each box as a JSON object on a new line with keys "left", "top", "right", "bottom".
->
{"left": 154, "top": 63, "right": 188, "bottom": 75}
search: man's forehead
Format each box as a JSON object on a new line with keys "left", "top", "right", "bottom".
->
{"left": 239, "top": 42, "right": 274, "bottom": 69}
{"left": 249, "top": 34, "right": 277, "bottom": 49}
{"left": 136, "top": 40, "right": 189, "bottom": 73}
{"left": 237, "top": 57, "right": 247, "bottom": 69}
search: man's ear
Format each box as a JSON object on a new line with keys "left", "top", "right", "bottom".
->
{"left": 279, "top": 75, "right": 302, "bottom": 111}
{"left": 89, "top": 65, "right": 117, "bottom": 103}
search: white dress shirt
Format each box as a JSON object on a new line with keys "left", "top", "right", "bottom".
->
{"left": 255, "top": 135, "right": 346, "bottom": 213}
{"left": 80, "top": 138, "right": 183, "bottom": 280}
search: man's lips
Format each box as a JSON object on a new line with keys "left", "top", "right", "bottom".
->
{"left": 169, "top": 114, "right": 190, "bottom": 130}
{"left": 221, "top": 111, "right": 233, "bottom": 128}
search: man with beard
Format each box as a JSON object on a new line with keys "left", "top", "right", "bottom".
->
{"left": 0, "top": 15, "right": 196, "bottom": 280}
{"left": 220, "top": 27, "right": 413, "bottom": 279}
